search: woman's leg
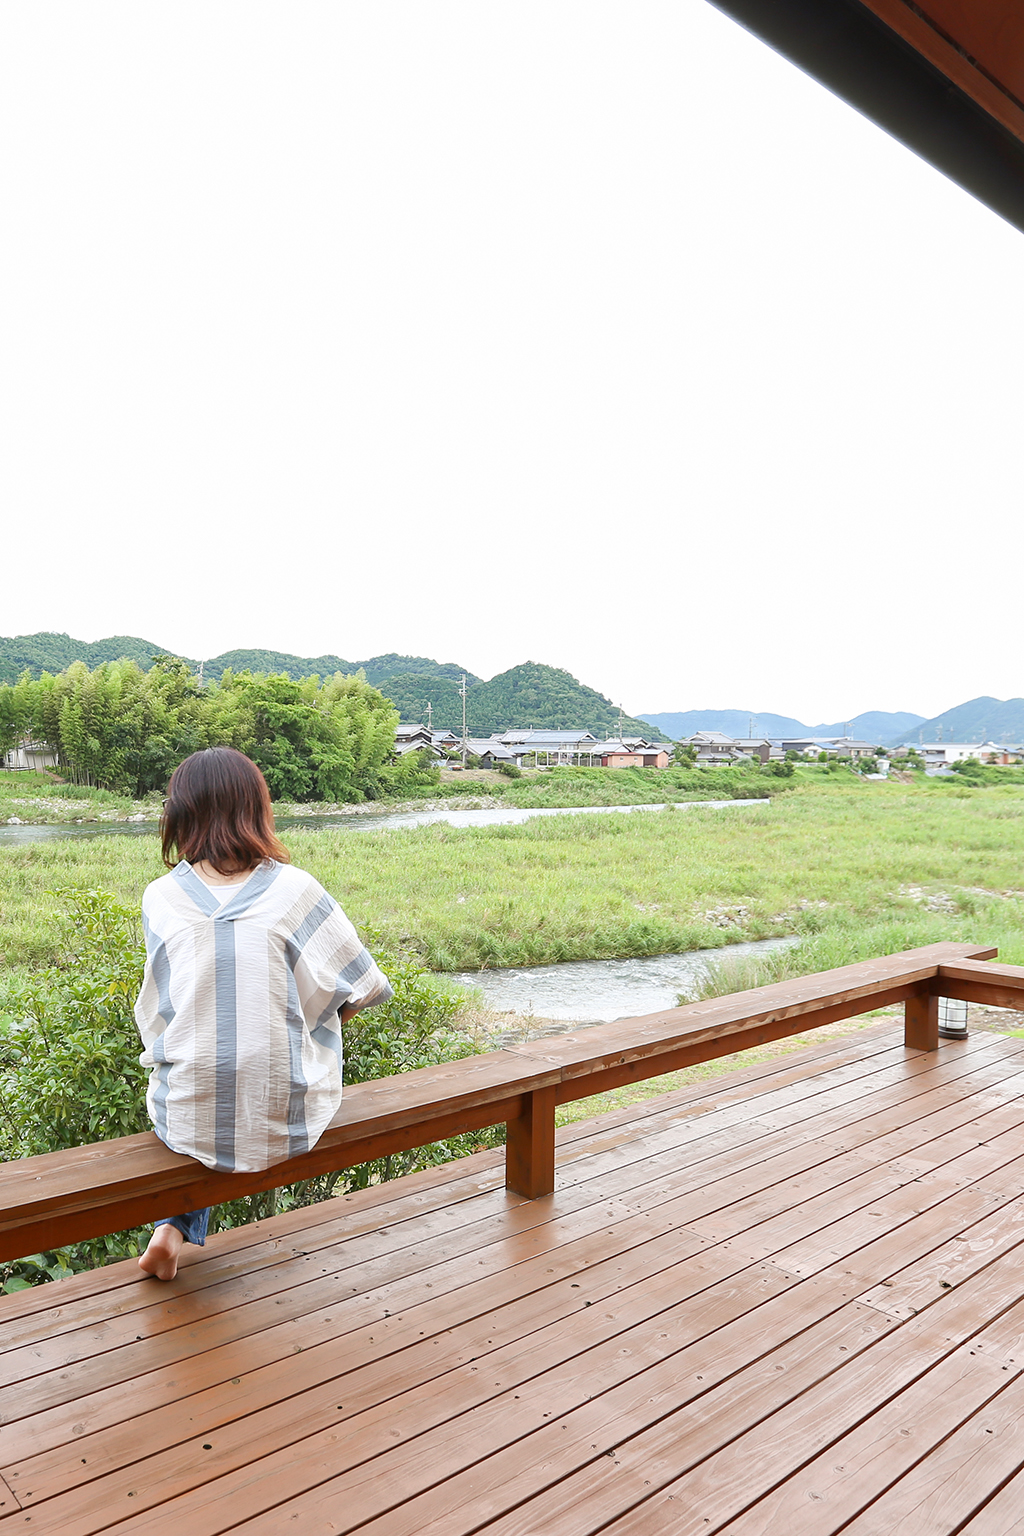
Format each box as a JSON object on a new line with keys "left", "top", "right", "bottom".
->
{"left": 138, "top": 1208, "right": 211, "bottom": 1280}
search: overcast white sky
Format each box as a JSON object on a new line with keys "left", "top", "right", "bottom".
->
{"left": 2, "top": 1, "right": 1021, "bottom": 723}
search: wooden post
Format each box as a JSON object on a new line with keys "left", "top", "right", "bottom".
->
{"left": 905, "top": 987, "right": 939, "bottom": 1051}
{"left": 506, "top": 1086, "right": 557, "bottom": 1198}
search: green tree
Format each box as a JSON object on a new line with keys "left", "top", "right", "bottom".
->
{"left": 203, "top": 669, "right": 399, "bottom": 802}
{"left": 0, "top": 891, "right": 491, "bottom": 1290}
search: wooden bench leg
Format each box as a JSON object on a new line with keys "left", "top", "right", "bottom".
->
{"left": 506, "top": 1086, "right": 556, "bottom": 1198}
{"left": 905, "top": 988, "right": 939, "bottom": 1051}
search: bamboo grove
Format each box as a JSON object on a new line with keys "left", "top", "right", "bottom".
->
{"left": 0, "top": 657, "right": 435, "bottom": 801}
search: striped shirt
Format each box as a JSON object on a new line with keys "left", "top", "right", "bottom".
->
{"left": 134, "top": 860, "right": 393, "bottom": 1173}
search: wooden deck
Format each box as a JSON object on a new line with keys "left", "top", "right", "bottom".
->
{"left": 5, "top": 1021, "right": 1024, "bottom": 1533}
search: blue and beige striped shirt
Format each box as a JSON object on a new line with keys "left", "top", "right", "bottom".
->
{"left": 135, "top": 860, "right": 392, "bottom": 1172}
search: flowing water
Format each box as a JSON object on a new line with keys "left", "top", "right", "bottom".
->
{"left": 0, "top": 797, "right": 789, "bottom": 1041}
{"left": 0, "top": 797, "right": 769, "bottom": 846}
{"left": 451, "top": 935, "right": 800, "bottom": 1040}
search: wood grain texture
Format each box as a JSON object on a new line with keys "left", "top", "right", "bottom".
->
{"left": 905, "top": 986, "right": 939, "bottom": 1051}
{"left": 4, "top": 1018, "right": 1024, "bottom": 1534}
{"left": 0, "top": 942, "right": 997, "bottom": 1259}
{"left": 505, "top": 1086, "right": 556, "bottom": 1197}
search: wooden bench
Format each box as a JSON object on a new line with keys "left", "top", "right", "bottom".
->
{"left": 0, "top": 940, "right": 1009, "bottom": 1263}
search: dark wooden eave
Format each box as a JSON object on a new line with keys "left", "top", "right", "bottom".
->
{"left": 708, "top": 0, "right": 1024, "bottom": 234}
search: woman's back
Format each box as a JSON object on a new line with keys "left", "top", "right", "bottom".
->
{"left": 137, "top": 857, "right": 392, "bottom": 1173}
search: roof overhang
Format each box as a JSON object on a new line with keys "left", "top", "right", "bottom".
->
{"left": 708, "top": 0, "right": 1024, "bottom": 232}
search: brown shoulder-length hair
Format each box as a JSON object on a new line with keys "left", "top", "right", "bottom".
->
{"left": 161, "top": 748, "right": 290, "bottom": 874}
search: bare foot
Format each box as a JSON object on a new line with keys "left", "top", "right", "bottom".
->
{"left": 138, "top": 1224, "right": 184, "bottom": 1281}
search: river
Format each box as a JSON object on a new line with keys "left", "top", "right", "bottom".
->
{"left": 0, "top": 795, "right": 785, "bottom": 1032}
{"left": 451, "top": 935, "right": 799, "bottom": 1038}
{"left": 0, "top": 797, "right": 769, "bottom": 846}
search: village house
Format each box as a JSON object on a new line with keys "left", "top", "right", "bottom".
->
{"left": 462, "top": 738, "right": 518, "bottom": 768}
{"left": 728, "top": 737, "right": 777, "bottom": 765}
{"left": 393, "top": 723, "right": 673, "bottom": 770}
{"left": 588, "top": 740, "right": 671, "bottom": 769}
{"left": 393, "top": 725, "right": 461, "bottom": 757}
{"left": 1, "top": 739, "right": 58, "bottom": 772}
{"left": 919, "top": 741, "right": 1024, "bottom": 768}
{"left": 683, "top": 731, "right": 744, "bottom": 765}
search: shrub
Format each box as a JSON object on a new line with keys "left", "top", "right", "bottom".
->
{"left": 0, "top": 891, "right": 492, "bottom": 1291}
{"left": 761, "top": 760, "right": 795, "bottom": 778}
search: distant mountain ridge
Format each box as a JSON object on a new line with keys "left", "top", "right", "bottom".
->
{"left": 895, "top": 697, "right": 1024, "bottom": 747}
{"left": 21, "top": 635, "right": 1022, "bottom": 744}
{"left": 0, "top": 633, "right": 655, "bottom": 739}
{"left": 197, "top": 649, "right": 480, "bottom": 688}
{"left": 0, "top": 634, "right": 479, "bottom": 689}
{"left": 639, "top": 708, "right": 926, "bottom": 743}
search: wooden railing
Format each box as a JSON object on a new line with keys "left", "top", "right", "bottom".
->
{"left": 0, "top": 940, "right": 1017, "bottom": 1263}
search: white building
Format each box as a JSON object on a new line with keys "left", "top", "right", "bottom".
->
{"left": 1, "top": 740, "right": 58, "bottom": 771}
{"left": 917, "top": 742, "right": 1019, "bottom": 767}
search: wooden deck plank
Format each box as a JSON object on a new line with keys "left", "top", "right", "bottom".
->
{"left": 2, "top": 1044, "right": 1019, "bottom": 1449}
{"left": 826, "top": 1370, "right": 1024, "bottom": 1535}
{"left": 715, "top": 1317, "right": 1024, "bottom": 1534}
{"left": 957, "top": 1467, "right": 1024, "bottom": 1533}
{"left": 2, "top": 1036, "right": 1018, "bottom": 1441}
{"left": 201, "top": 1280, "right": 995, "bottom": 1536}
{"left": 16, "top": 1081, "right": 1024, "bottom": 1536}
{"left": 474, "top": 1262, "right": 1024, "bottom": 1536}
{"left": 0, "top": 1478, "right": 18, "bottom": 1518}
{"left": 46, "top": 1135, "right": 1024, "bottom": 1536}
{"left": 36, "top": 1087, "right": 1024, "bottom": 1517}
{"left": 5, "top": 1261, "right": 809, "bottom": 1534}
{"left": 0, "top": 1034, "right": 994, "bottom": 1374}
{"left": 0, "top": 1027, "right": 917, "bottom": 1345}
{"left": 3, "top": 1026, "right": 1024, "bottom": 1536}
{"left": 18, "top": 1120, "right": 1023, "bottom": 1508}
{"left": 44, "top": 1303, "right": 903, "bottom": 1536}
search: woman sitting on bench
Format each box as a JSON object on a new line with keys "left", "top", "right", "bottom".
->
{"left": 134, "top": 746, "right": 392, "bottom": 1280}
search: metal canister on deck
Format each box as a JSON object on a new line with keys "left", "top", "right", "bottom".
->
{"left": 938, "top": 997, "right": 969, "bottom": 1040}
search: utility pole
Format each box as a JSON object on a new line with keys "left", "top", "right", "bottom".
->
{"left": 459, "top": 675, "right": 468, "bottom": 761}
{"left": 425, "top": 701, "right": 432, "bottom": 731}
{"left": 618, "top": 703, "right": 624, "bottom": 743}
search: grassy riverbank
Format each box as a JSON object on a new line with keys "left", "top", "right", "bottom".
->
{"left": 3, "top": 778, "right": 1024, "bottom": 977}
{"left": 0, "top": 771, "right": 160, "bottom": 824}
{"left": 0, "top": 761, "right": 786, "bottom": 826}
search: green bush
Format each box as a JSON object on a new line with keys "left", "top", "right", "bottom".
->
{"left": 2, "top": 658, "right": 405, "bottom": 802}
{"left": 0, "top": 890, "right": 492, "bottom": 1290}
{"left": 761, "top": 760, "right": 795, "bottom": 778}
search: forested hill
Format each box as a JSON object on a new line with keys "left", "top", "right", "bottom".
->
{"left": 384, "top": 662, "right": 658, "bottom": 739}
{"left": 0, "top": 632, "right": 164, "bottom": 684}
{"left": 899, "top": 696, "right": 1024, "bottom": 747}
{"left": 199, "top": 650, "right": 479, "bottom": 686}
{"left": 0, "top": 634, "right": 653, "bottom": 737}
{"left": 0, "top": 634, "right": 477, "bottom": 688}
{"left": 640, "top": 708, "right": 926, "bottom": 742}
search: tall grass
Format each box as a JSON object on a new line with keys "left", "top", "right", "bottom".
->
{"left": 3, "top": 780, "right": 1024, "bottom": 976}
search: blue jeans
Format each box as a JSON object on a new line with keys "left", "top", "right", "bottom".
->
{"left": 155, "top": 1208, "right": 210, "bottom": 1246}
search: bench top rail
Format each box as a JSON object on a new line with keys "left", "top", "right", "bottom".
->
{"left": 0, "top": 940, "right": 998, "bottom": 1260}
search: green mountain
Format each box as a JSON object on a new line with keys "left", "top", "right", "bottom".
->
{"left": 0, "top": 634, "right": 475, "bottom": 689}
{"left": 201, "top": 649, "right": 479, "bottom": 686}
{"left": 0, "top": 632, "right": 174, "bottom": 685}
{"left": 356, "top": 654, "right": 478, "bottom": 688}
{"left": 385, "top": 661, "right": 659, "bottom": 739}
{"left": 201, "top": 648, "right": 355, "bottom": 682}
{"left": 889, "top": 696, "right": 1024, "bottom": 747}
{"left": 0, "top": 634, "right": 657, "bottom": 739}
